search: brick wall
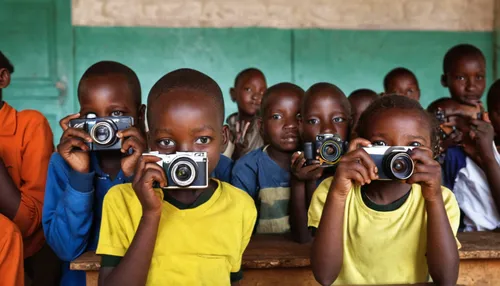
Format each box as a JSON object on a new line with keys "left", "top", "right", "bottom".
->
{"left": 72, "top": 0, "right": 494, "bottom": 31}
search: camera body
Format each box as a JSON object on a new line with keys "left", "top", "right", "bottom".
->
{"left": 304, "top": 134, "right": 348, "bottom": 167}
{"left": 147, "top": 151, "right": 208, "bottom": 189}
{"left": 363, "top": 146, "right": 415, "bottom": 180}
{"left": 434, "top": 107, "right": 483, "bottom": 140}
{"left": 69, "top": 116, "right": 134, "bottom": 151}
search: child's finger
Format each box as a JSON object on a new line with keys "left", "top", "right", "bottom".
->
{"left": 345, "top": 159, "right": 372, "bottom": 185}
{"left": 241, "top": 122, "right": 251, "bottom": 139}
{"left": 121, "top": 136, "right": 145, "bottom": 155}
{"left": 409, "top": 147, "right": 435, "bottom": 165}
{"left": 134, "top": 155, "right": 162, "bottom": 184}
{"left": 291, "top": 151, "right": 302, "bottom": 163}
{"left": 483, "top": 112, "right": 491, "bottom": 123}
{"left": 343, "top": 149, "right": 377, "bottom": 180}
{"left": 61, "top": 128, "right": 93, "bottom": 143}
{"left": 140, "top": 168, "right": 167, "bottom": 189}
{"left": 347, "top": 138, "right": 372, "bottom": 152}
{"left": 59, "top": 113, "right": 81, "bottom": 131}
{"left": 235, "top": 121, "right": 240, "bottom": 134}
{"left": 58, "top": 137, "right": 90, "bottom": 153}
{"left": 118, "top": 127, "right": 147, "bottom": 145}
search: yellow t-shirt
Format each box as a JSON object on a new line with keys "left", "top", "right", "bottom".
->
{"left": 308, "top": 177, "right": 461, "bottom": 285}
{"left": 96, "top": 179, "right": 257, "bottom": 285}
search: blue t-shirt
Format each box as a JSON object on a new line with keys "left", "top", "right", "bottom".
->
{"left": 231, "top": 146, "right": 291, "bottom": 234}
{"left": 442, "top": 146, "right": 468, "bottom": 230}
{"left": 211, "top": 154, "right": 233, "bottom": 183}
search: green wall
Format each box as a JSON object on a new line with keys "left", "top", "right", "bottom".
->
{"left": 75, "top": 27, "right": 493, "bottom": 117}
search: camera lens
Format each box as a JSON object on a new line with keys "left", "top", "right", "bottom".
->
{"left": 319, "top": 140, "right": 342, "bottom": 165}
{"left": 171, "top": 160, "right": 196, "bottom": 187}
{"left": 384, "top": 152, "right": 414, "bottom": 180}
{"left": 90, "top": 121, "right": 116, "bottom": 146}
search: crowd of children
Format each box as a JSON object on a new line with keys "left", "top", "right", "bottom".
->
{"left": 0, "top": 41, "right": 499, "bottom": 286}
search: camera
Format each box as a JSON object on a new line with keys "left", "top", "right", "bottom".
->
{"left": 69, "top": 116, "right": 134, "bottom": 151}
{"left": 363, "top": 146, "right": 415, "bottom": 180}
{"left": 434, "top": 107, "right": 483, "bottom": 140}
{"left": 304, "top": 134, "right": 348, "bottom": 167}
{"left": 146, "top": 151, "right": 208, "bottom": 189}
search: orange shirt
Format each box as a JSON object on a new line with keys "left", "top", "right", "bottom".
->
{"left": 0, "top": 102, "right": 54, "bottom": 258}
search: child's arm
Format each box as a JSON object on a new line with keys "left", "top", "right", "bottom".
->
{"left": 465, "top": 116, "right": 500, "bottom": 211}
{"left": 311, "top": 139, "right": 376, "bottom": 286}
{"left": 99, "top": 155, "right": 166, "bottom": 286}
{"left": 408, "top": 148, "right": 459, "bottom": 285}
{"left": 289, "top": 152, "right": 323, "bottom": 243}
{"left": 0, "top": 115, "right": 53, "bottom": 236}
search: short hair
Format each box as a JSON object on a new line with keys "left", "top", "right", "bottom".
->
{"left": 0, "top": 51, "right": 14, "bottom": 74}
{"left": 147, "top": 68, "right": 224, "bottom": 124}
{"left": 426, "top": 97, "right": 454, "bottom": 114}
{"left": 234, "top": 68, "right": 265, "bottom": 87}
{"left": 383, "top": 67, "right": 418, "bottom": 91}
{"left": 356, "top": 94, "right": 440, "bottom": 155}
{"left": 487, "top": 79, "right": 500, "bottom": 112}
{"left": 78, "top": 61, "right": 141, "bottom": 105}
{"left": 443, "top": 44, "right": 485, "bottom": 74}
{"left": 302, "top": 82, "right": 351, "bottom": 117}
{"left": 348, "top": 89, "right": 379, "bottom": 101}
{"left": 261, "top": 82, "right": 304, "bottom": 115}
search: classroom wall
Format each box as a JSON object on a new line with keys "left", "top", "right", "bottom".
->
{"left": 72, "top": 0, "right": 496, "bottom": 117}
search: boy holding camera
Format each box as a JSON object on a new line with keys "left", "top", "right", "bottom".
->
{"left": 232, "top": 83, "right": 303, "bottom": 234}
{"left": 96, "top": 69, "right": 256, "bottom": 285}
{"left": 440, "top": 44, "right": 500, "bottom": 231}
{"left": 42, "top": 61, "right": 147, "bottom": 286}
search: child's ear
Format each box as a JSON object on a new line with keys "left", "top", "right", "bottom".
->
{"left": 0, "top": 68, "right": 11, "bottom": 89}
{"left": 138, "top": 104, "right": 147, "bottom": 132}
{"left": 221, "top": 124, "right": 229, "bottom": 148}
{"left": 230, "top": 87, "right": 237, "bottom": 103}
{"left": 441, "top": 74, "right": 448, "bottom": 87}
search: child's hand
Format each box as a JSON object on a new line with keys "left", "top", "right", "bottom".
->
{"left": 118, "top": 127, "right": 147, "bottom": 177}
{"left": 329, "top": 138, "right": 377, "bottom": 200}
{"left": 290, "top": 151, "right": 323, "bottom": 181}
{"left": 406, "top": 147, "right": 442, "bottom": 202}
{"left": 57, "top": 113, "right": 92, "bottom": 173}
{"left": 132, "top": 155, "right": 167, "bottom": 217}
{"left": 467, "top": 113, "right": 495, "bottom": 161}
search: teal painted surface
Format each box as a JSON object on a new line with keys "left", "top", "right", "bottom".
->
{"left": 74, "top": 27, "right": 293, "bottom": 117}
{"left": 75, "top": 27, "right": 493, "bottom": 114}
{"left": 0, "top": 0, "right": 74, "bottom": 141}
{"left": 294, "top": 30, "right": 494, "bottom": 108}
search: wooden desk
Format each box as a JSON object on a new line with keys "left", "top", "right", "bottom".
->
{"left": 71, "top": 232, "right": 500, "bottom": 286}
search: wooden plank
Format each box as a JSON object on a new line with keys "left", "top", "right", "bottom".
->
{"left": 457, "top": 232, "right": 500, "bottom": 259}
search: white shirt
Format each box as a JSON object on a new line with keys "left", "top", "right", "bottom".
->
{"left": 453, "top": 142, "right": 500, "bottom": 231}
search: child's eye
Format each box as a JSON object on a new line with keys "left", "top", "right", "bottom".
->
{"left": 244, "top": 87, "right": 252, "bottom": 92}
{"left": 456, "top": 76, "right": 466, "bottom": 81}
{"left": 272, "top": 114, "right": 282, "bottom": 120}
{"left": 307, "top": 119, "right": 319, "bottom": 124}
{"left": 195, "top": 137, "right": 212, "bottom": 145}
{"left": 111, "top": 111, "right": 124, "bottom": 117}
{"left": 477, "top": 75, "right": 484, "bottom": 80}
{"left": 373, "top": 141, "right": 386, "bottom": 146}
{"left": 333, "top": 117, "right": 345, "bottom": 123}
{"left": 158, "top": 139, "right": 175, "bottom": 147}
{"left": 409, "top": 142, "right": 422, "bottom": 147}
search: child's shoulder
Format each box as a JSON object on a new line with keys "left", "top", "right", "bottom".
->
{"left": 104, "top": 183, "right": 140, "bottom": 207}
{"left": 218, "top": 180, "right": 255, "bottom": 207}
{"left": 17, "top": 108, "right": 51, "bottom": 129}
{"left": 233, "top": 147, "right": 265, "bottom": 169}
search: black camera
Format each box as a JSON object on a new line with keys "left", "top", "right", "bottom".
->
{"left": 147, "top": 151, "right": 209, "bottom": 189}
{"left": 304, "top": 134, "right": 348, "bottom": 167}
{"left": 363, "top": 146, "right": 415, "bottom": 180}
{"left": 69, "top": 116, "right": 134, "bottom": 151}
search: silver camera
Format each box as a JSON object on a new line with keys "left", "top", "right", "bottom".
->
{"left": 363, "top": 146, "right": 415, "bottom": 180}
{"left": 146, "top": 151, "right": 208, "bottom": 189}
{"left": 69, "top": 116, "right": 134, "bottom": 151}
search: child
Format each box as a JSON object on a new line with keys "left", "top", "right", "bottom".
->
{"left": 440, "top": 44, "right": 500, "bottom": 231}
{"left": 290, "top": 83, "right": 351, "bottom": 243}
{"left": 347, "top": 88, "right": 378, "bottom": 130}
{"left": 383, "top": 67, "right": 420, "bottom": 101}
{"left": 487, "top": 80, "right": 500, "bottom": 147}
{"left": 226, "top": 68, "right": 267, "bottom": 159}
{"left": 96, "top": 69, "right": 256, "bottom": 285}
{"left": 0, "top": 51, "right": 55, "bottom": 285}
{"left": 43, "top": 61, "right": 147, "bottom": 286}
{"left": 232, "top": 83, "right": 303, "bottom": 234}
{"left": 309, "top": 95, "right": 460, "bottom": 285}
{"left": 441, "top": 44, "right": 486, "bottom": 107}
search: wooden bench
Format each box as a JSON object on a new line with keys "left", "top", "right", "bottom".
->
{"left": 71, "top": 232, "right": 500, "bottom": 286}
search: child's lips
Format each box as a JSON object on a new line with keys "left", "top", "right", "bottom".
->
{"left": 282, "top": 134, "right": 298, "bottom": 142}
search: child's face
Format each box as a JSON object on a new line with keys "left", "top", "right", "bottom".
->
{"left": 363, "top": 108, "right": 431, "bottom": 149}
{"left": 349, "top": 96, "right": 374, "bottom": 129}
{"left": 262, "top": 91, "right": 301, "bottom": 153}
{"left": 386, "top": 75, "right": 420, "bottom": 101}
{"left": 148, "top": 89, "right": 225, "bottom": 175}
{"left": 301, "top": 92, "right": 350, "bottom": 143}
{"left": 444, "top": 55, "right": 486, "bottom": 106}
{"left": 231, "top": 73, "right": 267, "bottom": 117}
{"left": 78, "top": 74, "right": 142, "bottom": 122}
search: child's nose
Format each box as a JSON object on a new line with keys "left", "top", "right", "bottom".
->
{"left": 321, "top": 123, "right": 337, "bottom": 134}
{"left": 176, "top": 143, "right": 192, "bottom": 153}
{"left": 466, "top": 78, "right": 477, "bottom": 91}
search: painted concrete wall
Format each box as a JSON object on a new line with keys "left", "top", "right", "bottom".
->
{"left": 72, "top": 0, "right": 494, "bottom": 31}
